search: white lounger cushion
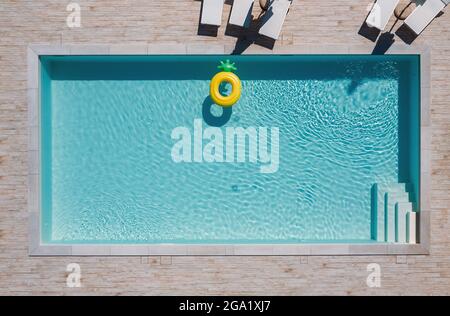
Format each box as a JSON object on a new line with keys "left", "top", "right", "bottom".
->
{"left": 366, "top": 0, "right": 400, "bottom": 30}
{"left": 405, "top": 0, "right": 447, "bottom": 35}
{"left": 200, "top": 0, "right": 224, "bottom": 26}
{"left": 229, "top": 0, "right": 255, "bottom": 27}
{"left": 259, "top": 0, "right": 292, "bottom": 39}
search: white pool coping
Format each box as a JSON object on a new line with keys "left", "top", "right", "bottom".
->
{"left": 27, "top": 43, "right": 431, "bottom": 256}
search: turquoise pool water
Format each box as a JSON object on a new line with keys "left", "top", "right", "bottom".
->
{"left": 40, "top": 55, "right": 420, "bottom": 243}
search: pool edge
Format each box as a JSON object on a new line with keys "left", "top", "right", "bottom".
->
{"left": 27, "top": 43, "right": 431, "bottom": 256}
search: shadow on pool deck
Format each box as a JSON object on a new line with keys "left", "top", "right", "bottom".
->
{"left": 225, "top": 6, "right": 275, "bottom": 53}
{"left": 395, "top": 24, "right": 419, "bottom": 44}
{"left": 371, "top": 32, "right": 396, "bottom": 55}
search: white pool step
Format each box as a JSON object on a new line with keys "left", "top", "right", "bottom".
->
{"left": 395, "top": 202, "right": 412, "bottom": 243}
{"left": 372, "top": 182, "right": 418, "bottom": 244}
{"left": 406, "top": 211, "right": 417, "bottom": 244}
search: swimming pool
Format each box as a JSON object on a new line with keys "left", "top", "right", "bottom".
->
{"left": 34, "top": 52, "right": 423, "bottom": 251}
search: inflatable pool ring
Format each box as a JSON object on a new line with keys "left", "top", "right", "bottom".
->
{"left": 210, "top": 60, "right": 241, "bottom": 107}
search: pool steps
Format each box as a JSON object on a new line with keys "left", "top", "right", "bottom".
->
{"left": 372, "top": 183, "right": 418, "bottom": 244}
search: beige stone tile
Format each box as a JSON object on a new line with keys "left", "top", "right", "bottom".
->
{"left": 273, "top": 245, "right": 311, "bottom": 255}
{"left": 349, "top": 244, "right": 388, "bottom": 255}
{"left": 72, "top": 246, "right": 111, "bottom": 256}
{"left": 110, "top": 245, "right": 149, "bottom": 255}
{"left": 109, "top": 45, "right": 148, "bottom": 54}
{"left": 387, "top": 244, "right": 428, "bottom": 255}
{"left": 31, "top": 246, "right": 72, "bottom": 256}
{"left": 147, "top": 43, "right": 187, "bottom": 54}
{"left": 27, "top": 47, "right": 39, "bottom": 89}
{"left": 307, "top": 45, "right": 350, "bottom": 54}
{"left": 0, "top": 0, "right": 448, "bottom": 296}
{"left": 28, "top": 212, "right": 40, "bottom": 253}
{"left": 28, "top": 125, "right": 39, "bottom": 151}
{"left": 272, "top": 45, "right": 310, "bottom": 54}
{"left": 28, "top": 150, "right": 39, "bottom": 175}
{"left": 27, "top": 89, "right": 39, "bottom": 127}
{"left": 27, "top": 174, "right": 39, "bottom": 214}
{"left": 421, "top": 85, "right": 431, "bottom": 126}
{"left": 187, "top": 44, "right": 225, "bottom": 54}
{"left": 69, "top": 44, "right": 110, "bottom": 55}
{"left": 396, "top": 255, "right": 407, "bottom": 264}
{"left": 386, "top": 44, "right": 415, "bottom": 54}
{"left": 421, "top": 126, "right": 431, "bottom": 150}
{"left": 421, "top": 172, "right": 431, "bottom": 211}
{"left": 347, "top": 44, "right": 374, "bottom": 54}
{"left": 148, "top": 245, "right": 188, "bottom": 255}
{"left": 419, "top": 211, "right": 431, "bottom": 249}
{"left": 186, "top": 245, "right": 227, "bottom": 255}
{"left": 160, "top": 256, "right": 172, "bottom": 265}
{"left": 30, "top": 44, "right": 70, "bottom": 55}
{"left": 233, "top": 245, "right": 273, "bottom": 255}
{"left": 421, "top": 49, "right": 431, "bottom": 88}
{"left": 422, "top": 149, "right": 431, "bottom": 175}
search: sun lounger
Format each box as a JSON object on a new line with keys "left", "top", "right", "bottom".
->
{"left": 258, "top": 0, "right": 292, "bottom": 39}
{"left": 404, "top": 0, "right": 448, "bottom": 35}
{"left": 200, "top": 0, "right": 224, "bottom": 26}
{"left": 229, "top": 0, "right": 255, "bottom": 28}
{"left": 366, "top": 0, "right": 400, "bottom": 30}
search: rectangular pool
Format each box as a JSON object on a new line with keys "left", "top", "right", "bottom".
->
{"left": 39, "top": 54, "right": 421, "bottom": 244}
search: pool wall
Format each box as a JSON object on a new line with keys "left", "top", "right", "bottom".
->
{"left": 27, "top": 44, "right": 431, "bottom": 256}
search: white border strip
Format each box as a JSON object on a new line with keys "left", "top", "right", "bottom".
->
{"left": 27, "top": 44, "right": 431, "bottom": 256}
